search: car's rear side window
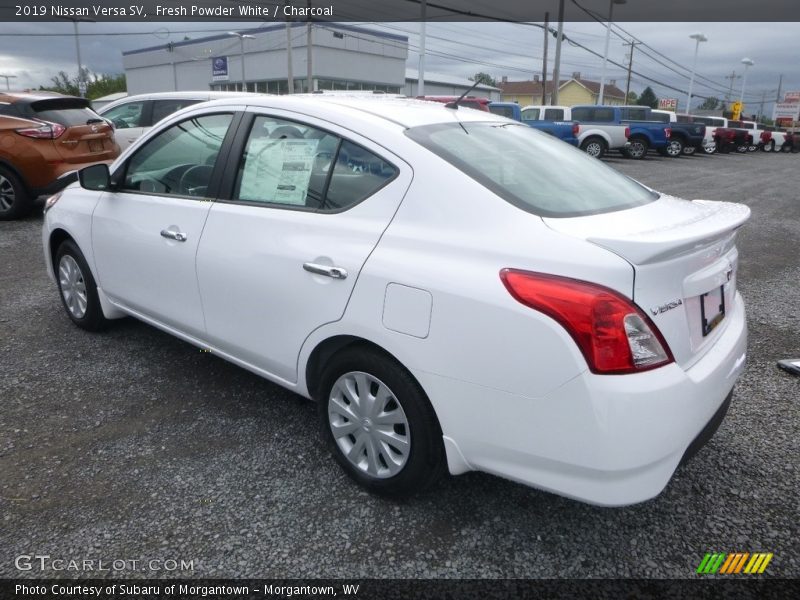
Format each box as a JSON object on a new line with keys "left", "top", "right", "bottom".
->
{"left": 30, "top": 99, "right": 101, "bottom": 127}
{"left": 232, "top": 116, "right": 397, "bottom": 212}
{"left": 543, "top": 108, "right": 564, "bottom": 120}
{"left": 489, "top": 105, "right": 516, "bottom": 119}
{"left": 406, "top": 122, "right": 657, "bottom": 218}
{"left": 521, "top": 108, "right": 540, "bottom": 121}
{"left": 152, "top": 99, "right": 203, "bottom": 124}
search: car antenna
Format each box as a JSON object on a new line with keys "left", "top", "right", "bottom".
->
{"left": 445, "top": 81, "right": 481, "bottom": 109}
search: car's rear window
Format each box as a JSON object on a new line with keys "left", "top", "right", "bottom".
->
{"left": 489, "top": 105, "right": 516, "bottom": 119}
{"left": 30, "top": 98, "right": 102, "bottom": 127}
{"left": 405, "top": 121, "right": 658, "bottom": 218}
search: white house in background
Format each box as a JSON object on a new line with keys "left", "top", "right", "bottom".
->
{"left": 404, "top": 68, "right": 502, "bottom": 100}
{"left": 122, "top": 23, "right": 408, "bottom": 95}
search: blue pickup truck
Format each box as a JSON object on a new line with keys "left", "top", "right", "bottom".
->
{"left": 570, "top": 105, "right": 672, "bottom": 159}
{"left": 488, "top": 102, "right": 579, "bottom": 147}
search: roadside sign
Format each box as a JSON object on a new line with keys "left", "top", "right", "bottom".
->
{"left": 773, "top": 102, "right": 800, "bottom": 122}
{"left": 730, "top": 101, "right": 743, "bottom": 121}
{"left": 78, "top": 81, "right": 87, "bottom": 97}
{"left": 658, "top": 98, "right": 678, "bottom": 111}
{"left": 783, "top": 91, "right": 800, "bottom": 102}
{"left": 212, "top": 56, "right": 229, "bottom": 81}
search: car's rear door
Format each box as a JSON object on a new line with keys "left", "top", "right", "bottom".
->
{"left": 99, "top": 99, "right": 151, "bottom": 149}
{"left": 92, "top": 110, "right": 238, "bottom": 337}
{"left": 195, "top": 109, "right": 412, "bottom": 383}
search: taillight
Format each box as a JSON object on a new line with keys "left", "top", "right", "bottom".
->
{"left": 500, "top": 269, "right": 674, "bottom": 374}
{"left": 624, "top": 126, "right": 630, "bottom": 138}
{"left": 665, "top": 128, "right": 671, "bottom": 139}
{"left": 572, "top": 123, "right": 579, "bottom": 137}
{"left": 15, "top": 120, "right": 66, "bottom": 139}
{"left": 761, "top": 131, "right": 770, "bottom": 142}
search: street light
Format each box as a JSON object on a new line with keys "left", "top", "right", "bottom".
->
{"left": 598, "top": 0, "right": 626, "bottom": 105}
{"left": 685, "top": 32, "right": 707, "bottom": 113}
{"left": 739, "top": 57, "right": 754, "bottom": 105}
{"left": 228, "top": 31, "right": 255, "bottom": 91}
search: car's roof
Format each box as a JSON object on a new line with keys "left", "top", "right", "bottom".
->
{"left": 0, "top": 91, "right": 79, "bottom": 105}
{"left": 197, "top": 94, "right": 510, "bottom": 129}
{"left": 98, "top": 90, "right": 263, "bottom": 112}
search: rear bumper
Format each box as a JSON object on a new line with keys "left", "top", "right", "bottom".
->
{"left": 418, "top": 292, "right": 747, "bottom": 506}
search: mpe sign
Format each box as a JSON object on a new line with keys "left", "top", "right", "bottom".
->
{"left": 658, "top": 98, "right": 678, "bottom": 111}
{"left": 212, "top": 56, "right": 228, "bottom": 81}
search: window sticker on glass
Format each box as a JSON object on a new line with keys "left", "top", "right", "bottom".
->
{"left": 239, "top": 138, "right": 319, "bottom": 205}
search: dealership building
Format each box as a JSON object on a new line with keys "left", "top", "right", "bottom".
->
{"left": 122, "top": 23, "right": 408, "bottom": 95}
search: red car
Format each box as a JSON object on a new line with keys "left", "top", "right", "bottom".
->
{"left": 0, "top": 92, "right": 119, "bottom": 220}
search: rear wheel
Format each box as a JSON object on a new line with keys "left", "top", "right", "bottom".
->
{"left": 762, "top": 141, "right": 774, "bottom": 152}
{"left": 682, "top": 144, "right": 697, "bottom": 156}
{"left": 736, "top": 143, "right": 748, "bottom": 153}
{"left": 580, "top": 136, "right": 607, "bottom": 159}
{"left": 0, "top": 166, "right": 32, "bottom": 221}
{"left": 747, "top": 144, "right": 758, "bottom": 152}
{"left": 664, "top": 139, "right": 684, "bottom": 158}
{"left": 55, "top": 239, "right": 108, "bottom": 331}
{"left": 317, "top": 347, "right": 446, "bottom": 497}
{"left": 625, "top": 138, "right": 649, "bottom": 160}
{"left": 702, "top": 142, "right": 717, "bottom": 155}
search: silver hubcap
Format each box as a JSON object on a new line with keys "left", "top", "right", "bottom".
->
{"left": 667, "top": 141, "right": 682, "bottom": 156}
{"left": 683, "top": 146, "right": 696, "bottom": 155}
{"left": 58, "top": 255, "right": 88, "bottom": 319}
{"left": 585, "top": 142, "right": 601, "bottom": 157}
{"left": 0, "top": 174, "right": 15, "bottom": 212}
{"left": 629, "top": 142, "right": 645, "bottom": 157}
{"left": 328, "top": 371, "right": 410, "bottom": 479}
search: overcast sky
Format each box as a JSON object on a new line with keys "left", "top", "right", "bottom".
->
{"left": 0, "top": 20, "right": 797, "bottom": 113}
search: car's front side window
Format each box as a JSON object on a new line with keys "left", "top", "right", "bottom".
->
{"left": 121, "top": 113, "right": 233, "bottom": 198}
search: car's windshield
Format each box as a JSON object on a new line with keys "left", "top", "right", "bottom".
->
{"left": 406, "top": 121, "right": 658, "bottom": 218}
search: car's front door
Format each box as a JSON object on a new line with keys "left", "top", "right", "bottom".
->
{"left": 92, "top": 111, "right": 236, "bottom": 338}
{"left": 195, "top": 111, "right": 412, "bottom": 383}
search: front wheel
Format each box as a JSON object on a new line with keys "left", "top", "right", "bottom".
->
{"left": 762, "top": 141, "right": 774, "bottom": 152}
{"left": 580, "top": 137, "right": 607, "bottom": 159}
{"left": 55, "top": 239, "right": 108, "bottom": 331}
{"left": 747, "top": 144, "right": 758, "bottom": 152}
{"left": 682, "top": 144, "right": 697, "bottom": 156}
{"left": 318, "top": 347, "right": 446, "bottom": 497}
{"left": 702, "top": 142, "right": 717, "bottom": 155}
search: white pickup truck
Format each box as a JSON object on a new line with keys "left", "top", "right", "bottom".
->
{"left": 734, "top": 120, "right": 764, "bottom": 152}
{"left": 521, "top": 105, "right": 629, "bottom": 159}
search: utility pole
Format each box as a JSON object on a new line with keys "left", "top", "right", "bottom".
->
{"left": 758, "top": 89, "right": 768, "bottom": 121}
{"left": 285, "top": 2, "right": 293, "bottom": 93}
{"left": 724, "top": 70, "right": 741, "bottom": 104}
{"left": 418, "top": 0, "right": 427, "bottom": 96}
{"left": 776, "top": 74, "right": 783, "bottom": 102}
{"left": 541, "top": 12, "right": 549, "bottom": 105}
{"left": 551, "top": 0, "right": 565, "bottom": 105}
{"left": 306, "top": 1, "right": 313, "bottom": 92}
{"left": 622, "top": 39, "right": 641, "bottom": 103}
{"left": 0, "top": 74, "right": 17, "bottom": 91}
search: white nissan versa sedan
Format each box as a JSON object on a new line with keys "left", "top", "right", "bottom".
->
{"left": 42, "top": 96, "right": 749, "bottom": 506}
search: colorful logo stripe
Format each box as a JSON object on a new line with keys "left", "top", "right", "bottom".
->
{"left": 697, "top": 553, "right": 773, "bottom": 574}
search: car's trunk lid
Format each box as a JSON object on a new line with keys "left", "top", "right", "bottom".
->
{"left": 543, "top": 195, "right": 750, "bottom": 368}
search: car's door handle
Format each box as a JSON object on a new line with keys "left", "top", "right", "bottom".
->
{"left": 303, "top": 262, "right": 348, "bottom": 280}
{"left": 160, "top": 229, "right": 187, "bottom": 242}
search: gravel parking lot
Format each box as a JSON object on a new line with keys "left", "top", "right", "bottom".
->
{"left": 1, "top": 151, "right": 798, "bottom": 580}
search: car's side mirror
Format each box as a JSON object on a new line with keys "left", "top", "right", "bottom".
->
{"left": 79, "top": 163, "right": 112, "bottom": 191}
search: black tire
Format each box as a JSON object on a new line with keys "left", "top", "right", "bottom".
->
{"left": 682, "top": 144, "right": 697, "bottom": 156}
{"left": 580, "top": 136, "right": 607, "bottom": 159}
{"left": 317, "top": 346, "right": 446, "bottom": 497}
{"left": 54, "top": 239, "right": 108, "bottom": 331}
{"left": 736, "top": 144, "right": 748, "bottom": 153}
{"left": 747, "top": 144, "right": 758, "bottom": 153}
{"left": 702, "top": 142, "right": 717, "bottom": 155}
{"left": 664, "top": 138, "right": 684, "bottom": 158}
{"left": 0, "top": 165, "right": 32, "bottom": 221}
{"left": 624, "top": 137, "right": 649, "bottom": 160}
{"left": 761, "top": 141, "right": 774, "bottom": 152}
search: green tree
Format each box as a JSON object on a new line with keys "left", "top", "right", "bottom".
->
{"left": 470, "top": 72, "right": 497, "bottom": 87}
{"left": 40, "top": 70, "right": 126, "bottom": 100}
{"left": 698, "top": 96, "right": 720, "bottom": 110}
{"left": 636, "top": 86, "right": 658, "bottom": 109}
{"left": 626, "top": 91, "right": 638, "bottom": 104}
